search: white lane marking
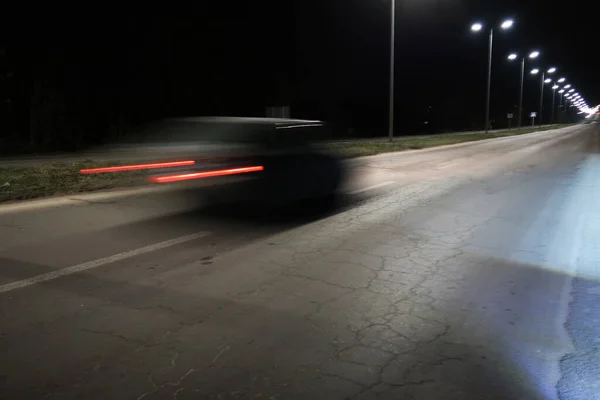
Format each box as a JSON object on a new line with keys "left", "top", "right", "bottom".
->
{"left": 348, "top": 181, "right": 395, "bottom": 195}
{"left": 0, "top": 232, "right": 211, "bottom": 294}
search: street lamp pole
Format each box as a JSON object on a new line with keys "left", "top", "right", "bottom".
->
{"left": 485, "top": 28, "right": 493, "bottom": 133}
{"left": 560, "top": 92, "right": 563, "bottom": 108}
{"left": 551, "top": 86, "right": 558, "bottom": 125}
{"left": 539, "top": 71, "right": 545, "bottom": 127}
{"left": 518, "top": 56, "right": 524, "bottom": 129}
{"left": 388, "top": 0, "right": 395, "bottom": 142}
{"left": 558, "top": 90, "right": 565, "bottom": 122}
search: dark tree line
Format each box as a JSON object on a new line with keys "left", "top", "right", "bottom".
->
{"left": 2, "top": 4, "right": 360, "bottom": 154}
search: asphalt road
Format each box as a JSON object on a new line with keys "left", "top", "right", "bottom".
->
{"left": 1, "top": 124, "right": 599, "bottom": 399}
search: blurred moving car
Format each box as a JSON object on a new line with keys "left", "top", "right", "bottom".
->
{"left": 81, "top": 117, "right": 346, "bottom": 206}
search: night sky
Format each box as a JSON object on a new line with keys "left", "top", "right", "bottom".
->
{"left": 2, "top": 1, "right": 597, "bottom": 152}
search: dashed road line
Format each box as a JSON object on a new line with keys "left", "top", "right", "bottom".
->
{"left": 0, "top": 231, "right": 211, "bottom": 294}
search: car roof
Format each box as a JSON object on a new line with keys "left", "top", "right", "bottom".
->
{"left": 170, "top": 116, "right": 324, "bottom": 129}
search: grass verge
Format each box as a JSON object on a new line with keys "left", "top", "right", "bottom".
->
{"left": 0, "top": 125, "right": 570, "bottom": 203}
{"left": 0, "top": 161, "right": 150, "bottom": 203}
{"left": 333, "top": 125, "right": 569, "bottom": 158}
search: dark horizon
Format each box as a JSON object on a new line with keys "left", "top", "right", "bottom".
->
{"left": 1, "top": 1, "right": 597, "bottom": 153}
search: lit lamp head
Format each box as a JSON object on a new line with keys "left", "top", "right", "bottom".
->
{"left": 501, "top": 19, "right": 514, "bottom": 30}
{"left": 471, "top": 22, "right": 483, "bottom": 32}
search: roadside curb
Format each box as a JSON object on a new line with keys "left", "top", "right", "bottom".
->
{"left": 0, "top": 186, "right": 173, "bottom": 215}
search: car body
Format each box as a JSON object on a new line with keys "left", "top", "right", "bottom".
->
{"left": 82, "top": 117, "right": 345, "bottom": 206}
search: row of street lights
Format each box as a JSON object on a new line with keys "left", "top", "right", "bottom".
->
{"left": 526, "top": 64, "right": 589, "bottom": 126}
{"left": 469, "top": 18, "right": 591, "bottom": 132}
{"left": 385, "top": 6, "right": 594, "bottom": 141}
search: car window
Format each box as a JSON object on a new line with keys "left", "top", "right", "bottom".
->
{"left": 275, "top": 125, "right": 333, "bottom": 145}
{"left": 122, "top": 120, "right": 271, "bottom": 145}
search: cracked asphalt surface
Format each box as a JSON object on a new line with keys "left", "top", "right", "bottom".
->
{"left": 1, "top": 123, "right": 599, "bottom": 399}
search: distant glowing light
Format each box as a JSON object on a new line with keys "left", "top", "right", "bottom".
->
{"left": 529, "top": 51, "right": 540, "bottom": 59}
{"left": 501, "top": 19, "right": 514, "bottom": 29}
{"left": 508, "top": 53, "right": 518, "bottom": 60}
{"left": 559, "top": 89, "right": 565, "bottom": 93}
{"left": 552, "top": 85, "right": 559, "bottom": 89}
{"left": 558, "top": 78, "right": 566, "bottom": 83}
{"left": 531, "top": 68, "right": 540, "bottom": 74}
{"left": 569, "top": 89, "right": 575, "bottom": 93}
{"left": 547, "top": 67, "right": 557, "bottom": 73}
{"left": 564, "top": 84, "right": 572, "bottom": 89}
{"left": 471, "top": 23, "right": 483, "bottom": 32}
{"left": 545, "top": 78, "right": 552, "bottom": 83}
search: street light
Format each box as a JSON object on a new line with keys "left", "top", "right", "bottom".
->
{"left": 471, "top": 22, "right": 483, "bottom": 32}
{"left": 531, "top": 66, "right": 556, "bottom": 126}
{"left": 558, "top": 77, "right": 566, "bottom": 83}
{"left": 551, "top": 84, "right": 560, "bottom": 125}
{"left": 508, "top": 49, "right": 540, "bottom": 129}
{"left": 564, "top": 84, "right": 572, "bottom": 89}
{"left": 471, "top": 18, "right": 514, "bottom": 133}
{"left": 558, "top": 87, "right": 567, "bottom": 117}
{"left": 388, "top": 0, "right": 396, "bottom": 141}
{"left": 569, "top": 88, "right": 575, "bottom": 93}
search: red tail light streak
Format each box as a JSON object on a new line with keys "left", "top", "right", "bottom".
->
{"left": 149, "top": 166, "right": 264, "bottom": 183}
{"left": 80, "top": 160, "right": 196, "bottom": 174}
